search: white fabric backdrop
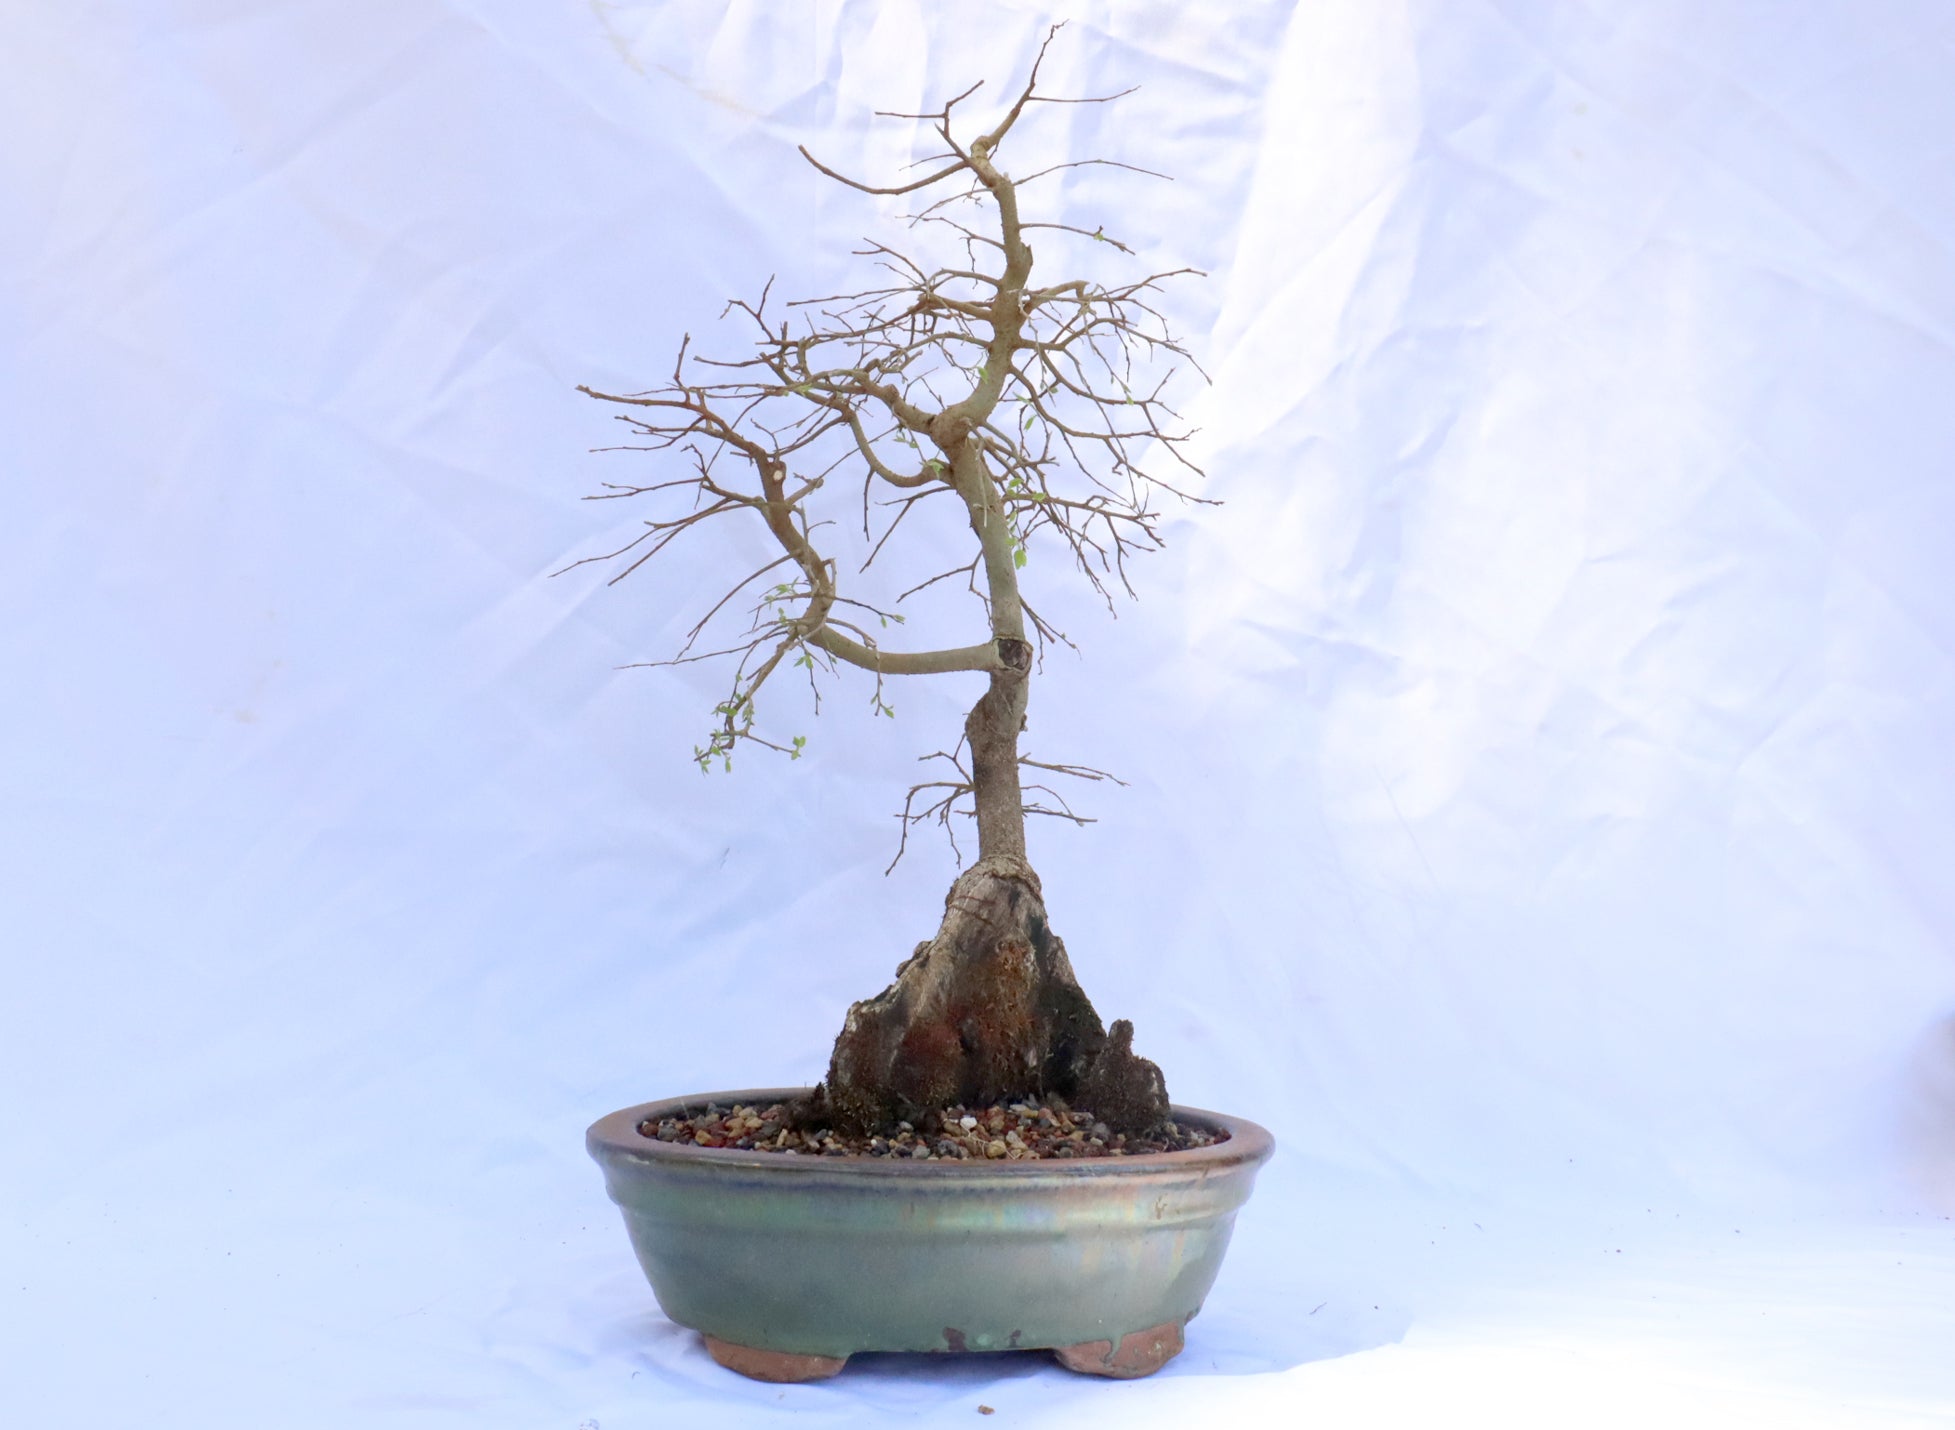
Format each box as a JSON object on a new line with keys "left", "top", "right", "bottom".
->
{"left": 6, "top": 1, "right": 1954, "bottom": 1425}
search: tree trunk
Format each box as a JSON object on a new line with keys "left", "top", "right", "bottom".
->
{"left": 810, "top": 659, "right": 1173, "bottom": 1137}
{"left": 967, "top": 644, "right": 1032, "bottom": 862}
{"left": 805, "top": 444, "right": 1171, "bottom": 1139}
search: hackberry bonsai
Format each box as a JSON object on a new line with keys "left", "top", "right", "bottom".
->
{"left": 573, "top": 31, "right": 1206, "bottom": 1140}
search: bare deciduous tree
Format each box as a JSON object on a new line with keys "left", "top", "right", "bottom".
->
{"left": 571, "top": 29, "right": 1206, "bottom": 1135}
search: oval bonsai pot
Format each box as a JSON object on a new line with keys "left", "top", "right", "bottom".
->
{"left": 587, "top": 1088, "right": 1274, "bottom": 1381}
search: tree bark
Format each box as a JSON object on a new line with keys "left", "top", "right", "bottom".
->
{"left": 967, "top": 643, "right": 1032, "bottom": 863}
{"left": 813, "top": 852, "right": 1171, "bottom": 1137}
{"left": 817, "top": 858, "right": 1081, "bottom": 1131}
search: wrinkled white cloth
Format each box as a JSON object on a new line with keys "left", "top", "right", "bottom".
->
{"left": 5, "top": 2, "right": 1954, "bottom": 1425}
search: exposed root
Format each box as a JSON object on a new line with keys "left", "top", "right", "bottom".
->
{"left": 805, "top": 856, "right": 1169, "bottom": 1136}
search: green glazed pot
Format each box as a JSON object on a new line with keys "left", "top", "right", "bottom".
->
{"left": 587, "top": 1088, "right": 1274, "bottom": 1381}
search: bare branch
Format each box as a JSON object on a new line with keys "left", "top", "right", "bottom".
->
{"left": 979, "top": 23, "right": 1064, "bottom": 148}
{"left": 873, "top": 79, "right": 985, "bottom": 121}
{"left": 571, "top": 35, "right": 1208, "bottom": 831}
{"left": 1018, "top": 222, "right": 1135, "bottom": 255}
{"left": 1013, "top": 158, "right": 1171, "bottom": 188}
{"left": 805, "top": 627, "right": 1003, "bottom": 677}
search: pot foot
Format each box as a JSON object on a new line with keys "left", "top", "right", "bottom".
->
{"left": 1053, "top": 1320, "right": 1185, "bottom": 1378}
{"left": 702, "top": 1334, "right": 847, "bottom": 1382}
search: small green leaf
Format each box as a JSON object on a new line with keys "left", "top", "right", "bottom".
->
{"left": 1012, "top": 542, "right": 1028, "bottom": 569}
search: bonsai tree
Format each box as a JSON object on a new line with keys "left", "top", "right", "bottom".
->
{"left": 573, "top": 31, "right": 1205, "bottom": 1138}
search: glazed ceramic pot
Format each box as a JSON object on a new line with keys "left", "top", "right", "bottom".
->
{"left": 587, "top": 1087, "right": 1273, "bottom": 1381}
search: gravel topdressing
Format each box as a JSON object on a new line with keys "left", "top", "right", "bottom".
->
{"left": 638, "top": 1096, "right": 1228, "bottom": 1160}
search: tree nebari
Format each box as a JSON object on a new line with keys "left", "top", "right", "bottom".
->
{"left": 810, "top": 855, "right": 1169, "bottom": 1137}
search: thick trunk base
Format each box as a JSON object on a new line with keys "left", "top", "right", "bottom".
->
{"left": 810, "top": 856, "right": 1169, "bottom": 1137}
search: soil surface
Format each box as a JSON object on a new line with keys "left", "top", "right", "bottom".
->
{"left": 638, "top": 1095, "right": 1227, "bottom": 1160}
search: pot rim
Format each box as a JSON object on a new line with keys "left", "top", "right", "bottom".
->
{"left": 587, "top": 1086, "right": 1274, "bottom": 1180}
